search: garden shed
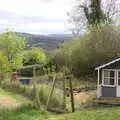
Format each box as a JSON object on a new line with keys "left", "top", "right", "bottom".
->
{"left": 96, "top": 58, "right": 120, "bottom": 98}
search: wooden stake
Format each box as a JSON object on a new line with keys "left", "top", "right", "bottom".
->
{"left": 63, "top": 76, "right": 66, "bottom": 109}
{"left": 46, "top": 75, "right": 56, "bottom": 110}
{"left": 33, "top": 66, "right": 41, "bottom": 108}
{"left": 69, "top": 76, "right": 75, "bottom": 112}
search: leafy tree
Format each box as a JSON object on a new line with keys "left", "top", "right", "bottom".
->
{"left": 68, "top": 0, "right": 120, "bottom": 35}
{"left": 21, "top": 48, "right": 46, "bottom": 77}
{"left": 52, "top": 49, "right": 68, "bottom": 71}
{"left": 23, "top": 48, "right": 46, "bottom": 65}
{"left": 69, "top": 24, "right": 120, "bottom": 76}
{"left": 54, "top": 24, "right": 120, "bottom": 77}
{"left": 0, "top": 51, "right": 9, "bottom": 73}
{"left": 0, "top": 31, "right": 26, "bottom": 71}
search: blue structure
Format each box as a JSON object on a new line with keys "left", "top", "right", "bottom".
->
{"left": 19, "top": 78, "right": 31, "bottom": 84}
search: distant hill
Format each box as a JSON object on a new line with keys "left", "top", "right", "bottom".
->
{"left": 18, "top": 32, "right": 73, "bottom": 50}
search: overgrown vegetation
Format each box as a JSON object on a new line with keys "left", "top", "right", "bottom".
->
{"left": 1, "top": 82, "right": 63, "bottom": 109}
{"left": 52, "top": 24, "right": 120, "bottom": 77}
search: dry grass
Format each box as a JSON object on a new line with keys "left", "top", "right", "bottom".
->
{"left": 74, "top": 90, "right": 96, "bottom": 103}
{"left": 0, "top": 96, "right": 20, "bottom": 109}
{"left": 0, "top": 88, "right": 31, "bottom": 109}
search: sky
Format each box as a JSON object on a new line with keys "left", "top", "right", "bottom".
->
{"left": 0, "top": 0, "right": 74, "bottom": 34}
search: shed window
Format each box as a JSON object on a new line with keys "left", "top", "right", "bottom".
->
{"left": 103, "top": 70, "right": 115, "bottom": 86}
{"left": 118, "top": 71, "right": 120, "bottom": 85}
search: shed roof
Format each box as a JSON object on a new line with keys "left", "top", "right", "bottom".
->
{"left": 95, "top": 58, "right": 120, "bottom": 70}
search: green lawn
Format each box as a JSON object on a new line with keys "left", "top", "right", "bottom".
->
{"left": 1, "top": 88, "right": 120, "bottom": 120}
{"left": 0, "top": 88, "right": 31, "bottom": 105}
{"left": 0, "top": 106, "right": 49, "bottom": 120}
{"left": 47, "top": 107, "right": 120, "bottom": 120}
{"left": 0, "top": 88, "right": 50, "bottom": 120}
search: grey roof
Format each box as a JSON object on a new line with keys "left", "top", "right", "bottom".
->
{"left": 95, "top": 58, "right": 120, "bottom": 70}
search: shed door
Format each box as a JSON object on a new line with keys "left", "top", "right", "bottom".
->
{"left": 117, "top": 71, "right": 120, "bottom": 97}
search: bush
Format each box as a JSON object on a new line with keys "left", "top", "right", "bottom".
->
{"left": 70, "top": 24, "right": 120, "bottom": 76}
{"left": 23, "top": 48, "right": 46, "bottom": 66}
{"left": 20, "top": 48, "right": 46, "bottom": 77}
{"left": 38, "top": 85, "right": 62, "bottom": 108}
{"left": 54, "top": 24, "right": 120, "bottom": 77}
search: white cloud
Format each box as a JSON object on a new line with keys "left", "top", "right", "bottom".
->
{"left": 14, "top": 22, "right": 66, "bottom": 33}
{"left": 0, "top": 0, "right": 73, "bottom": 34}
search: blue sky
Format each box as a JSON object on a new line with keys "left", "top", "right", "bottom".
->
{"left": 0, "top": 0, "right": 74, "bottom": 34}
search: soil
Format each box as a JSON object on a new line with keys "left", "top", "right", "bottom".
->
{"left": 0, "top": 96, "right": 20, "bottom": 108}
{"left": 74, "top": 92, "right": 90, "bottom": 102}
{"left": 73, "top": 90, "right": 96, "bottom": 103}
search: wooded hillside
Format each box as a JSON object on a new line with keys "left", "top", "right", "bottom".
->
{"left": 18, "top": 32, "right": 72, "bottom": 50}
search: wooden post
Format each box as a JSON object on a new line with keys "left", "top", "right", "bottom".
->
{"left": 33, "top": 66, "right": 36, "bottom": 89}
{"left": 33, "top": 66, "right": 41, "bottom": 108}
{"left": 97, "top": 69, "right": 100, "bottom": 98}
{"left": 46, "top": 75, "right": 56, "bottom": 110}
{"left": 63, "top": 76, "right": 66, "bottom": 109}
{"left": 68, "top": 76, "right": 75, "bottom": 112}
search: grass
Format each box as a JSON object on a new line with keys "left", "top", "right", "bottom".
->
{"left": 0, "top": 88, "right": 31, "bottom": 105}
{"left": 0, "top": 88, "right": 50, "bottom": 120}
{"left": 1, "top": 84, "right": 120, "bottom": 120}
{"left": 47, "top": 106, "right": 120, "bottom": 120}
{"left": 0, "top": 105, "right": 50, "bottom": 120}
{"left": 1, "top": 80, "right": 64, "bottom": 109}
{"left": 1, "top": 75, "right": 120, "bottom": 120}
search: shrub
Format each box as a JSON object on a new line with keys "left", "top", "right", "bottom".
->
{"left": 55, "top": 24, "right": 120, "bottom": 77}
{"left": 20, "top": 48, "right": 46, "bottom": 77}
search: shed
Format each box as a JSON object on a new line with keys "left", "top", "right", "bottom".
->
{"left": 95, "top": 58, "right": 120, "bottom": 98}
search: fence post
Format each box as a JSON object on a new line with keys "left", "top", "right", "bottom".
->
{"left": 63, "top": 76, "right": 66, "bottom": 109}
{"left": 33, "top": 66, "right": 41, "bottom": 108}
{"left": 68, "top": 76, "right": 75, "bottom": 112}
{"left": 46, "top": 75, "right": 56, "bottom": 110}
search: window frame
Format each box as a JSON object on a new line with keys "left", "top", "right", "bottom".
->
{"left": 117, "top": 70, "right": 120, "bottom": 86}
{"left": 102, "top": 69, "right": 116, "bottom": 87}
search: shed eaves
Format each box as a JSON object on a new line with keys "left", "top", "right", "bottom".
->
{"left": 95, "top": 58, "right": 120, "bottom": 70}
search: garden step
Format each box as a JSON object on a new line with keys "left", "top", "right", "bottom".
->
{"left": 94, "top": 97, "right": 120, "bottom": 106}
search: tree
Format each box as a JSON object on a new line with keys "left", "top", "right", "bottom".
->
{"left": 69, "top": 24, "right": 120, "bottom": 76}
{"left": 23, "top": 48, "right": 46, "bottom": 65}
{"left": 52, "top": 49, "right": 68, "bottom": 71}
{"left": 21, "top": 48, "right": 46, "bottom": 77}
{"left": 68, "top": 0, "right": 120, "bottom": 35}
{"left": 0, "top": 31, "right": 26, "bottom": 71}
{"left": 0, "top": 51, "right": 9, "bottom": 73}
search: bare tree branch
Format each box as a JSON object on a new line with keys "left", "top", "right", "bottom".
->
{"left": 68, "top": 0, "right": 120, "bottom": 35}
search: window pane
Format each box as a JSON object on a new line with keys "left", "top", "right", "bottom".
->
{"left": 104, "top": 78, "right": 110, "bottom": 85}
{"left": 110, "top": 78, "right": 114, "bottom": 85}
{"left": 103, "top": 70, "right": 115, "bottom": 86}
{"left": 118, "top": 79, "right": 120, "bottom": 85}
{"left": 104, "top": 71, "right": 109, "bottom": 77}
{"left": 118, "top": 72, "right": 120, "bottom": 78}
{"left": 110, "top": 71, "right": 115, "bottom": 77}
